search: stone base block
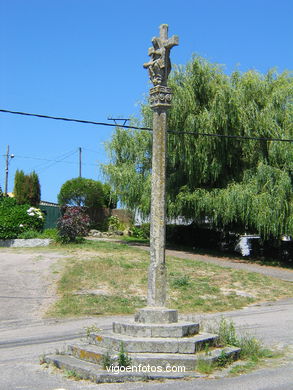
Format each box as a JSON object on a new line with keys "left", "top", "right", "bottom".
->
{"left": 88, "top": 332, "right": 218, "bottom": 354}
{"left": 112, "top": 321, "right": 199, "bottom": 338}
{"left": 134, "top": 307, "right": 178, "bottom": 324}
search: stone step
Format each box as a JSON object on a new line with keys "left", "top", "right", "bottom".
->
{"left": 45, "top": 354, "right": 203, "bottom": 383}
{"left": 68, "top": 342, "right": 240, "bottom": 371}
{"left": 112, "top": 321, "right": 200, "bottom": 338}
{"left": 88, "top": 332, "right": 218, "bottom": 354}
{"left": 130, "top": 347, "right": 241, "bottom": 371}
{"left": 68, "top": 343, "right": 108, "bottom": 365}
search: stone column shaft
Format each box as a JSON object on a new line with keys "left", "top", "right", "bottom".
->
{"left": 148, "top": 108, "right": 167, "bottom": 307}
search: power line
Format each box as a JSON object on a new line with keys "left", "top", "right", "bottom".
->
{"left": 0, "top": 151, "right": 100, "bottom": 167}
{"left": 0, "top": 108, "right": 136, "bottom": 128}
{"left": 21, "top": 155, "right": 97, "bottom": 167}
{"left": 37, "top": 150, "right": 78, "bottom": 173}
{"left": 82, "top": 147, "right": 101, "bottom": 154}
{"left": 30, "top": 149, "right": 78, "bottom": 172}
{"left": 0, "top": 108, "right": 292, "bottom": 143}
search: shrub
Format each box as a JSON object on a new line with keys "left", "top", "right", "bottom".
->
{"left": 0, "top": 197, "right": 45, "bottom": 239}
{"left": 57, "top": 207, "right": 90, "bottom": 243}
{"left": 101, "top": 352, "right": 115, "bottom": 370}
{"left": 18, "top": 230, "right": 40, "bottom": 239}
{"left": 117, "top": 342, "right": 132, "bottom": 368}
{"left": 40, "top": 228, "right": 58, "bottom": 240}
{"left": 130, "top": 223, "right": 150, "bottom": 239}
{"left": 58, "top": 178, "right": 117, "bottom": 229}
{"left": 58, "top": 178, "right": 105, "bottom": 208}
{"left": 108, "top": 215, "right": 125, "bottom": 232}
{"left": 17, "top": 228, "right": 58, "bottom": 240}
{"left": 108, "top": 215, "right": 120, "bottom": 231}
{"left": 206, "top": 317, "right": 273, "bottom": 361}
{"left": 217, "top": 317, "right": 238, "bottom": 346}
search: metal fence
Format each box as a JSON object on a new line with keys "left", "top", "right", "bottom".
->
{"left": 40, "top": 203, "right": 61, "bottom": 229}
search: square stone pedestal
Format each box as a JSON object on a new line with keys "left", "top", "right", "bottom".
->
{"left": 134, "top": 307, "right": 178, "bottom": 324}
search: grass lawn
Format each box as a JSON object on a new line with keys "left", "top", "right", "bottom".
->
{"left": 46, "top": 240, "right": 293, "bottom": 318}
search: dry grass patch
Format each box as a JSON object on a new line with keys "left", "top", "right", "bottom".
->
{"left": 47, "top": 241, "right": 293, "bottom": 318}
{"left": 168, "top": 256, "right": 293, "bottom": 312}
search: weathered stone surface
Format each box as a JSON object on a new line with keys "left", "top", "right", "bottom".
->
{"left": 144, "top": 24, "right": 178, "bottom": 309}
{"left": 149, "top": 86, "right": 173, "bottom": 108}
{"left": 45, "top": 354, "right": 203, "bottom": 382}
{"left": 135, "top": 307, "right": 178, "bottom": 324}
{"left": 46, "top": 345, "right": 240, "bottom": 378}
{"left": 112, "top": 321, "right": 200, "bottom": 338}
{"left": 130, "top": 346, "right": 241, "bottom": 371}
{"left": 143, "top": 24, "right": 178, "bottom": 87}
{"left": 68, "top": 344, "right": 106, "bottom": 364}
{"left": 148, "top": 109, "right": 168, "bottom": 307}
{"left": 0, "top": 238, "right": 52, "bottom": 248}
{"left": 88, "top": 332, "right": 218, "bottom": 354}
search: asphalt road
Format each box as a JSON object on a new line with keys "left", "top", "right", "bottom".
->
{"left": 0, "top": 249, "right": 292, "bottom": 390}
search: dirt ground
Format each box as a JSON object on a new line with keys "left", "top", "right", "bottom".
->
{"left": 0, "top": 250, "right": 66, "bottom": 324}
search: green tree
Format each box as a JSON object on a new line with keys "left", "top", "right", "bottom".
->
{"left": 57, "top": 177, "right": 105, "bottom": 208}
{"left": 14, "top": 170, "right": 41, "bottom": 206}
{"left": 102, "top": 183, "right": 118, "bottom": 209}
{"left": 58, "top": 178, "right": 117, "bottom": 229}
{"left": 103, "top": 56, "right": 293, "bottom": 238}
{"left": 29, "top": 171, "right": 41, "bottom": 206}
{"left": 58, "top": 178, "right": 117, "bottom": 209}
{"left": 14, "top": 170, "right": 26, "bottom": 204}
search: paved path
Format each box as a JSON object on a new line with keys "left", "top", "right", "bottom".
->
{"left": 0, "top": 299, "right": 292, "bottom": 390}
{"left": 0, "top": 247, "right": 292, "bottom": 390}
{"left": 165, "top": 247, "right": 293, "bottom": 281}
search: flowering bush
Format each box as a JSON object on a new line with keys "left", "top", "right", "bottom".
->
{"left": 57, "top": 207, "right": 90, "bottom": 243}
{"left": 27, "top": 207, "right": 44, "bottom": 219}
{"left": 0, "top": 198, "right": 45, "bottom": 239}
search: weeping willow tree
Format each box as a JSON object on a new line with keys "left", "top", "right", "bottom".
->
{"left": 103, "top": 56, "right": 293, "bottom": 238}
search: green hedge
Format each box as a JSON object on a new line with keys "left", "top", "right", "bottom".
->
{"left": 0, "top": 197, "right": 44, "bottom": 239}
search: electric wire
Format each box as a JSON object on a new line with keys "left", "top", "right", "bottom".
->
{"left": 30, "top": 149, "right": 78, "bottom": 172}
{"left": 36, "top": 150, "right": 81, "bottom": 173}
{"left": 82, "top": 147, "right": 101, "bottom": 154}
{"left": 4, "top": 153, "right": 98, "bottom": 167}
{"left": 1, "top": 109, "right": 292, "bottom": 143}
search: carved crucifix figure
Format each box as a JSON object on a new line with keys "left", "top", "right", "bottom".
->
{"left": 143, "top": 24, "right": 178, "bottom": 87}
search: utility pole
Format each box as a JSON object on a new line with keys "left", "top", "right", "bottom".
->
{"left": 79, "top": 147, "right": 82, "bottom": 177}
{"left": 4, "top": 145, "right": 14, "bottom": 196}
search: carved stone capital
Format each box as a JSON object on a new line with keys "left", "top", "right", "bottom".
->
{"left": 149, "top": 86, "right": 173, "bottom": 109}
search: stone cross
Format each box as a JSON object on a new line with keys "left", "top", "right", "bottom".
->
{"left": 143, "top": 25, "right": 178, "bottom": 312}
{"left": 143, "top": 24, "right": 178, "bottom": 87}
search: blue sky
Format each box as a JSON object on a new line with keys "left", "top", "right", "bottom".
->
{"left": 1, "top": 0, "right": 292, "bottom": 203}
